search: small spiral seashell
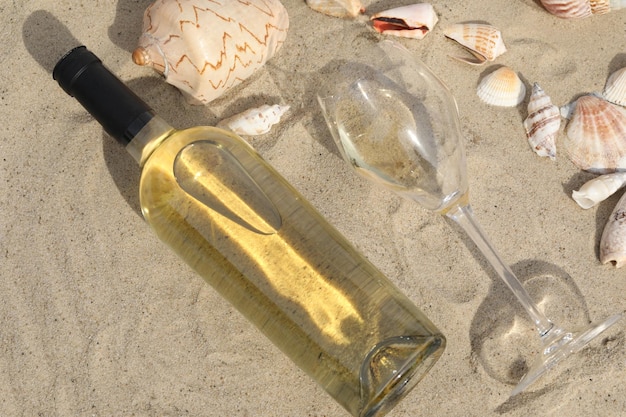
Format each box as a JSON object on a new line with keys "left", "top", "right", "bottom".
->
{"left": 523, "top": 83, "right": 560, "bottom": 160}
{"left": 603, "top": 67, "right": 626, "bottom": 106}
{"left": 476, "top": 66, "right": 526, "bottom": 107}
{"left": 216, "top": 104, "right": 290, "bottom": 136}
{"left": 600, "top": 190, "right": 626, "bottom": 267}
{"left": 133, "top": 0, "right": 289, "bottom": 105}
{"left": 306, "top": 0, "right": 364, "bottom": 18}
{"left": 563, "top": 94, "right": 626, "bottom": 173}
{"left": 370, "top": 3, "right": 438, "bottom": 39}
{"left": 572, "top": 172, "right": 626, "bottom": 209}
{"left": 443, "top": 23, "right": 507, "bottom": 65}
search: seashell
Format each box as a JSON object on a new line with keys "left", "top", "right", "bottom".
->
{"left": 572, "top": 172, "right": 626, "bottom": 209}
{"left": 562, "top": 94, "right": 626, "bottom": 173}
{"left": 443, "top": 23, "right": 507, "bottom": 65}
{"left": 602, "top": 67, "right": 626, "bottom": 106}
{"left": 476, "top": 66, "right": 526, "bottom": 107}
{"left": 132, "top": 0, "right": 289, "bottom": 105}
{"left": 370, "top": 3, "right": 438, "bottom": 39}
{"left": 216, "top": 104, "right": 290, "bottom": 136}
{"left": 539, "top": 0, "right": 626, "bottom": 18}
{"left": 600, "top": 190, "right": 626, "bottom": 267}
{"left": 523, "top": 83, "right": 560, "bottom": 160}
{"left": 306, "top": 0, "right": 364, "bottom": 18}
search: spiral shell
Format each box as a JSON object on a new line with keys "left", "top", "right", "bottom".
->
{"left": 603, "top": 67, "right": 626, "bottom": 106}
{"left": 216, "top": 104, "right": 290, "bottom": 136}
{"left": 133, "top": 0, "right": 289, "bottom": 105}
{"left": 523, "top": 83, "right": 560, "bottom": 160}
{"left": 563, "top": 94, "right": 626, "bottom": 173}
{"left": 539, "top": 0, "right": 626, "bottom": 18}
{"left": 443, "top": 23, "right": 507, "bottom": 65}
{"left": 476, "top": 66, "right": 526, "bottom": 107}
{"left": 370, "top": 3, "right": 439, "bottom": 39}
{"left": 600, "top": 190, "right": 626, "bottom": 267}
{"left": 306, "top": 0, "right": 364, "bottom": 18}
{"left": 572, "top": 172, "right": 626, "bottom": 209}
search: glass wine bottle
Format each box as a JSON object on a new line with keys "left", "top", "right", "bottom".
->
{"left": 53, "top": 46, "right": 445, "bottom": 417}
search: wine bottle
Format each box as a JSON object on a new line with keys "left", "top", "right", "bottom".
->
{"left": 53, "top": 46, "right": 445, "bottom": 417}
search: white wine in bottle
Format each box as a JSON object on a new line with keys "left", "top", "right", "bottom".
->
{"left": 53, "top": 46, "right": 445, "bottom": 417}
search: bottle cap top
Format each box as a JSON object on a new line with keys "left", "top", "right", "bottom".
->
{"left": 53, "top": 46, "right": 154, "bottom": 144}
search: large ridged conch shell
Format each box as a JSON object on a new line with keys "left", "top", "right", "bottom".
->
{"left": 443, "top": 23, "right": 507, "bottom": 65}
{"left": 603, "top": 67, "right": 626, "bottom": 106}
{"left": 523, "top": 83, "right": 560, "bottom": 160}
{"left": 572, "top": 172, "right": 626, "bottom": 208}
{"left": 600, "top": 190, "right": 626, "bottom": 267}
{"left": 370, "top": 3, "right": 438, "bottom": 39}
{"left": 562, "top": 94, "right": 626, "bottom": 173}
{"left": 132, "top": 0, "right": 289, "bottom": 105}
{"left": 539, "top": 0, "right": 626, "bottom": 19}
{"left": 476, "top": 66, "right": 526, "bottom": 107}
{"left": 306, "top": 0, "right": 364, "bottom": 18}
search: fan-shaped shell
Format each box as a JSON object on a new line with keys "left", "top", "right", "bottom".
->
{"left": 443, "top": 23, "right": 507, "bottom": 65}
{"left": 523, "top": 83, "right": 560, "bottom": 160}
{"left": 370, "top": 3, "right": 438, "bottom": 39}
{"left": 132, "top": 0, "right": 289, "bottom": 105}
{"left": 563, "top": 95, "right": 626, "bottom": 173}
{"left": 476, "top": 66, "right": 525, "bottom": 107}
{"left": 306, "top": 0, "right": 364, "bottom": 18}
{"left": 600, "top": 190, "right": 626, "bottom": 267}
{"left": 603, "top": 67, "right": 626, "bottom": 106}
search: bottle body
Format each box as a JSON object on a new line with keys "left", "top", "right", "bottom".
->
{"left": 138, "top": 124, "right": 445, "bottom": 417}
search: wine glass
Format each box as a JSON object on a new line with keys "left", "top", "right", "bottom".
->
{"left": 317, "top": 39, "right": 622, "bottom": 396}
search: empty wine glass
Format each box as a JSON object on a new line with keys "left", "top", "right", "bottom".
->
{"left": 317, "top": 39, "right": 622, "bottom": 396}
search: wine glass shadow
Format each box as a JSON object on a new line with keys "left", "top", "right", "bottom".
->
{"left": 461, "top": 250, "right": 592, "bottom": 386}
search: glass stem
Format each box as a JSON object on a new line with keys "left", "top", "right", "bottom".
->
{"left": 445, "top": 203, "right": 554, "bottom": 337}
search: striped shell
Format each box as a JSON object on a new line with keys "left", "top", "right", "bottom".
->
{"left": 443, "top": 23, "right": 507, "bottom": 65}
{"left": 603, "top": 67, "right": 626, "bottom": 106}
{"left": 540, "top": 0, "right": 626, "bottom": 18}
{"left": 523, "top": 83, "right": 560, "bottom": 160}
{"left": 563, "top": 95, "right": 626, "bottom": 173}
{"left": 132, "top": 0, "right": 289, "bottom": 105}
{"left": 370, "top": 3, "right": 439, "bottom": 39}
{"left": 600, "top": 190, "right": 626, "bottom": 267}
{"left": 306, "top": 0, "right": 364, "bottom": 18}
{"left": 476, "top": 66, "right": 526, "bottom": 107}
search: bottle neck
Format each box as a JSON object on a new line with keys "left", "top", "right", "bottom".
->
{"left": 126, "top": 115, "right": 175, "bottom": 166}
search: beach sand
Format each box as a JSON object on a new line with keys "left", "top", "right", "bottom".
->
{"left": 4, "top": 0, "right": 626, "bottom": 415}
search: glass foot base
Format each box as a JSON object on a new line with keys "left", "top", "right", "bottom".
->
{"left": 511, "top": 313, "right": 623, "bottom": 396}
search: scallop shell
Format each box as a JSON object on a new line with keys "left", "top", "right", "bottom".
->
{"left": 370, "top": 3, "right": 438, "bottom": 39}
{"left": 216, "top": 104, "right": 290, "bottom": 136}
{"left": 132, "top": 0, "right": 289, "bottom": 105}
{"left": 443, "top": 23, "right": 507, "bottom": 65}
{"left": 600, "top": 190, "right": 626, "bottom": 267}
{"left": 572, "top": 172, "right": 626, "bottom": 209}
{"left": 523, "top": 83, "right": 560, "bottom": 160}
{"left": 540, "top": 0, "right": 626, "bottom": 18}
{"left": 306, "top": 0, "right": 364, "bottom": 18}
{"left": 603, "top": 67, "right": 626, "bottom": 106}
{"left": 476, "top": 66, "right": 526, "bottom": 107}
{"left": 563, "top": 94, "right": 626, "bottom": 173}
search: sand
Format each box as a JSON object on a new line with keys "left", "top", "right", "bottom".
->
{"left": 4, "top": 0, "right": 626, "bottom": 415}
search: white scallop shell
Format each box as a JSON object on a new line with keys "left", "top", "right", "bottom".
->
{"left": 600, "top": 190, "right": 626, "bottom": 267}
{"left": 443, "top": 23, "right": 507, "bottom": 65}
{"left": 572, "top": 172, "right": 626, "bottom": 209}
{"left": 216, "top": 104, "right": 290, "bottom": 136}
{"left": 476, "top": 66, "right": 526, "bottom": 107}
{"left": 563, "top": 94, "right": 626, "bottom": 173}
{"left": 370, "top": 3, "right": 438, "bottom": 39}
{"left": 540, "top": 0, "right": 626, "bottom": 18}
{"left": 132, "top": 0, "right": 289, "bottom": 105}
{"left": 523, "top": 83, "right": 560, "bottom": 160}
{"left": 306, "top": 0, "right": 364, "bottom": 18}
{"left": 603, "top": 67, "right": 626, "bottom": 106}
